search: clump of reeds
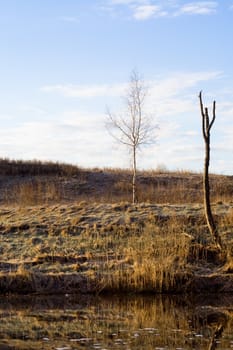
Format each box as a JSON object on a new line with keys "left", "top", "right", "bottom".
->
{"left": 4, "top": 179, "right": 63, "bottom": 206}
{"left": 98, "top": 219, "right": 193, "bottom": 293}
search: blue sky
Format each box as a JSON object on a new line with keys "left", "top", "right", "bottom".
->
{"left": 1, "top": 0, "right": 233, "bottom": 174}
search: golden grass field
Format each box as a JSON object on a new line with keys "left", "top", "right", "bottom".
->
{"left": 0, "top": 159, "right": 233, "bottom": 294}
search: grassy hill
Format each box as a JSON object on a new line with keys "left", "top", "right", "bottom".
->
{"left": 0, "top": 158, "right": 233, "bottom": 205}
{"left": 0, "top": 158, "right": 233, "bottom": 294}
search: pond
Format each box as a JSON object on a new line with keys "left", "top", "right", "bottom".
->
{"left": 0, "top": 294, "right": 233, "bottom": 349}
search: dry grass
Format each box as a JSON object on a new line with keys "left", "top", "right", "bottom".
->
{"left": 98, "top": 219, "right": 192, "bottom": 293}
{"left": 0, "top": 159, "right": 232, "bottom": 293}
{"left": 0, "top": 201, "right": 232, "bottom": 294}
{"left": 0, "top": 158, "right": 81, "bottom": 176}
{"left": 0, "top": 158, "right": 233, "bottom": 205}
{"left": 4, "top": 178, "right": 63, "bottom": 206}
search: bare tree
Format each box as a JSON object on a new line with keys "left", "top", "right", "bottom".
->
{"left": 199, "top": 91, "right": 222, "bottom": 249}
{"left": 107, "top": 70, "right": 157, "bottom": 204}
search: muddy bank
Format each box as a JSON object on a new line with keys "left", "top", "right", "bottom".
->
{"left": 1, "top": 270, "right": 233, "bottom": 295}
{"left": 192, "top": 273, "right": 233, "bottom": 294}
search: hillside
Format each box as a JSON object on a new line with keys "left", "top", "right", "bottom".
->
{"left": 0, "top": 159, "right": 233, "bottom": 294}
{"left": 0, "top": 158, "right": 232, "bottom": 205}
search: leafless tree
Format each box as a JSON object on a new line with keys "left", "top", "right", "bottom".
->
{"left": 199, "top": 91, "right": 222, "bottom": 249}
{"left": 106, "top": 70, "right": 157, "bottom": 204}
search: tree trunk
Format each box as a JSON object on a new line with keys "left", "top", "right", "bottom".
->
{"left": 132, "top": 145, "right": 137, "bottom": 204}
{"left": 203, "top": 136, "right": 222, "bottom": 248}
{"left": 199, "top": 91, "right": 222, "bottom": 249}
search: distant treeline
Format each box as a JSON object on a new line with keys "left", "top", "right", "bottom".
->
{"left": 0, "top": 158, "right": 81, "bottom": 176}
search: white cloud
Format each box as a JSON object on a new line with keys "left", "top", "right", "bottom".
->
{"left": 19, "top": 105, "right": 48, "bottom": 116}
{"left": 42, "top": 71, "right": 221, "bottom": 101}
{"left": 110, "top": 0, "right": 146, "bottom": 4}
{"left": 104, "top": 0, "right": 218, "bottom": 20}
{"left": 0, "top": 111, "right": 114, "bottom": 167}
{"left": 176, "top": 1, "right": 218, "bottom": 15}
{"left": 133, "top": 5, "right": 167, "bottom": 20}
{"left": 8, "top": 69, "right": 229, "bottom": 172}
{"left": 149, "top": 71, "right": 221, "bottom": 98}
{"left": 147, "top": 71, "right": 222, "bottom": 117}
{"left": 41, "top": 83, "right": 127, "bottom": 98}
{"left": 0, "top": 114, "right": 14, "bottom": 121}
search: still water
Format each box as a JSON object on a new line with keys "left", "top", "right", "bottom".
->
{"left": 0, "top": 294, "right": 233, "bottom": 349}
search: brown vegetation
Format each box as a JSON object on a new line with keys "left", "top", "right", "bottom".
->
{"left": 0, "top": 158, "right": 232, "bottom": 294}
{"left": 0, "top": 158, "right": 233, "bottom": 206}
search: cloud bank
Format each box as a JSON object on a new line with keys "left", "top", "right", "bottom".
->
{"left": 104, "top": 0, "right": 218, "bottom": 20}
{"left": 22, "top": 70, "right": 230, "bottom": 173}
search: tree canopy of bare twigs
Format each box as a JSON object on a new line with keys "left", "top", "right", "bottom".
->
{"left": 106, "top": 70, "right": 157, "bottom": 204}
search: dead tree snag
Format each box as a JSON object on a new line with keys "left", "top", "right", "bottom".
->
{"left": 199, "top": 91, "right": 222, "bottom": 249}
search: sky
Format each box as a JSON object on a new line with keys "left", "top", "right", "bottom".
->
{"left": 1, "top": 0, "right": 233, "bottom": 174}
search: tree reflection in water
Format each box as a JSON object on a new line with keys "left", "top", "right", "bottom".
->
{"left": 191, "top": 306, "right": 229, "bottom": 350}
{"left": 0, "top": 294, "right": 232, "bottom": 349}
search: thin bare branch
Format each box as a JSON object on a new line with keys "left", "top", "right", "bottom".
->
{"left": 199, "top": 91, "right": 207, "bottom": 140}
{"left": 208, "top": 100, "right": 216, "bottom": 131}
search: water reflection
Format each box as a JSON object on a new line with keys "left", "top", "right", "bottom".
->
{"left": 0, "top": 294, "right": 233, "bottom": 349}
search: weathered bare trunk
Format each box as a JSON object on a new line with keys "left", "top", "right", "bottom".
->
{"left": 132, "top": 145, "right": 137, "bottom": 204}
{"left": 199, "top": 91, "right": 222, "bottom": 249}
{"left": 203, "top": 135, "right": 222, "bottom": 248}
